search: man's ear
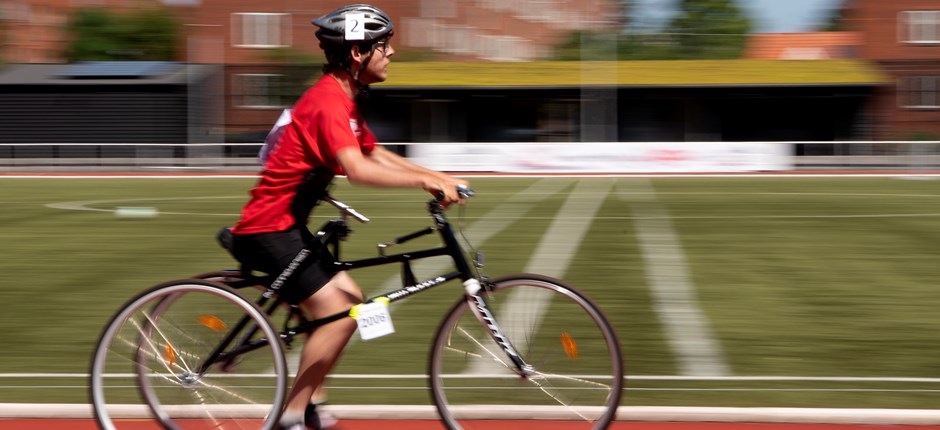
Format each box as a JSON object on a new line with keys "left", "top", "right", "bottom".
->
{"left": 350, "top": 45, "right": 363, "bottom": 63}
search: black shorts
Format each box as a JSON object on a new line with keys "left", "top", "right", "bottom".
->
{"left": 231, "top": 227, "right": 337, "bottom": 304}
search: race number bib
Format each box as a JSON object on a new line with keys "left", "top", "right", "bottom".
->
{"left": 350, "top": 298, "right": 394, "bottom": 341}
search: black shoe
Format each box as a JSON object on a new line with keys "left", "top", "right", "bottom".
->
{"left": 305, "top": 402, "right": 338, "bottom": 430}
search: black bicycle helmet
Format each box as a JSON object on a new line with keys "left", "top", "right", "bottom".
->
{"left": 312, "top": 4, "right": 394, "bottom": 45}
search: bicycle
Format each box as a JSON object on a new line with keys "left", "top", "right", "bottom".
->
{"left": 89, "top": 187, "right": 624, "bottom": 429}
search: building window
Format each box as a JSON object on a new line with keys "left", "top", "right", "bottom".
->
{"left": 420, "top": 0, "right": 456, "bottom": 18}
{"left": 0, "top": 1, "right": 30, "bottom": 21}
{"left": 233, "top": 74, "right": 287, "bottom": 108}
{"left": 898, "top": 76, "right": 940, "bottom": 109}
{"left": 232, "top": 13, "right": 291, "bottom": 48}
{"left": 899, "top": 10, "right": 940, "bottom": 44}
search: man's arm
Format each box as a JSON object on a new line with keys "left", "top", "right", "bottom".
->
{"left": 335, "top": 146, "right": 466, "bottom": 203}
{"left": 367, "top": 146, "right": 463, "bottom": 182}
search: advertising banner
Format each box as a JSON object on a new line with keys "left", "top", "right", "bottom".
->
{"left": 408, "top": 142, "right": 792, "bottom": 173}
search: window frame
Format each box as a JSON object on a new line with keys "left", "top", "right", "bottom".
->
{"left": 231, "top": 12, "right": 291, "bottom": 49}
{"left": 898, "top": 10, "right": 940, "bottom": 45}
{"left": 897, "top": 75, "right": 940, "bottom": 110}
{"left": 232, "top": 73, "right": 289, "bottom": 109}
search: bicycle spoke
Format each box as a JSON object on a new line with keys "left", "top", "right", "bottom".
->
{"left": 532, "top": 371, "right": 614, "bottom": 390}
{"left": 138, "top": 311, "right": 194, "bottom": 376}
{"left": 453, "top": 326, "right": 513, "bottom": 370}
{"left": 430, "top": 275, "right": 622, "bottom": 429}
{"left": 91, "top": 281, "right": 288, "bottom": 430}
{"left": 195, "top": 378, "right": 271, "bottom": 405}
{"left": 526, "top": 373, "right": 597, "bottom": 422}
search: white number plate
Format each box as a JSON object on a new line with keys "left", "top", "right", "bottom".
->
{"left": 351, "top": 300, "right": 394, "bottom": 341}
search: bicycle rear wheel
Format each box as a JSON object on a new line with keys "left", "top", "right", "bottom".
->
{"left": 89, "top": 279, "right": 289, "bottom": 430}
{"left": 429, "top": 274, "right": 623, "bottom": 430}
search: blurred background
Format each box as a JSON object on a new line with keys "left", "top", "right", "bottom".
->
{"left": 0, "top": 0, "right": 937, "bottom": 171}
{"left": 2, "top": 0, "right": 940, "bottom": 416}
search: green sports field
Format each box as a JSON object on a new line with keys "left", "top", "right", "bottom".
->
{"left": 1, "top": 175, "right": 940, "bottom": 409}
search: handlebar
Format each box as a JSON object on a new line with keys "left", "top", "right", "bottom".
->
{"left": 456, "top": 184, "right": 476, "bottom": 199}
{"left": 322, "top": 185, "right": 474, "bottom": 224}
{"left": 435, "top": 184, "right": 475, "bottom": 201}
{"left": 322, "top": 195, "right": 370, "bottom": 223}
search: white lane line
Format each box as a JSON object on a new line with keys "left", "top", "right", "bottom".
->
{"left": 619, "top": 178, "right": 730, "bottom": 376}
{"left": 12, "top": 403, "right": 940, "bottom": 424}
{"left": 17, "top": 372, "right": 940, "bottom": 383}
{"left": 45, "top": 196, "right": 244, "bottom": 217}
{"left": 365, "top": 177, "right": 578, "bottom": 298}
{"left": 467, "top": 179, "right": 614, "bottom": 374}
{"left": 523, "top": 179, "right": 614, "bottom": 277}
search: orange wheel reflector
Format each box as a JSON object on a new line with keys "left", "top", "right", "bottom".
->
{"left": 163, "top": 344, "right": 176, "bottom": 366}
{"left": 198, "top": 315, "right": 227, "bottom": 332}
{"left": 560, "top": 331, "right": 579, "bottom": 360}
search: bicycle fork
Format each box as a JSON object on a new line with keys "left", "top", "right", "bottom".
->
{"left": 463, "top": 278, "right": 534, "bottom": 377}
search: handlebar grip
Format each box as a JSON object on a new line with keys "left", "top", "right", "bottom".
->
{"left": 457, "top": 184, "right": 475, "bottom": 198}
{"left": 435, "top": 185, "right": 475, "bottom": 201}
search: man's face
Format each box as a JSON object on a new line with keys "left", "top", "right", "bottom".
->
{"left": 357, "top": 37, "right": 394, "bottom": 84}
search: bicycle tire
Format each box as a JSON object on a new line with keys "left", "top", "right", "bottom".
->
{"left": 192, "top": 270, "right": 248, "bottom": 284}
{"left": 89, "top": 279, "right": 289, "bottom": 430}
{"left": 428, "top": 274, "right": 623, "bottom": 430}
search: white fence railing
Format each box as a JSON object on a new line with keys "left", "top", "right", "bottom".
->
{"left": 1, "top": 141, "right": 938, "bottom": 173}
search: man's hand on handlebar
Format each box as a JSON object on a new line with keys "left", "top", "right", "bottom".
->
{"left": 423, "top": 174, "right": 470, "bottom": 207}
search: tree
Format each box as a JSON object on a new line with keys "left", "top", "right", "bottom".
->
{"left": 666, "top": 0, "right": 751, "bottom": 59}
{"left": 65, "top": 7, "right": 180, "bottom": 62}
{"left": 555, "top": 31, "right": 620, "bottom": 61}
{"left": 552, "top": 0, "right": 753, "bottom": 60}
{"left": 817, "top": 0, "right": 850, "bottom": 32}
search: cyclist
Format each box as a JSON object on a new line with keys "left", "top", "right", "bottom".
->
{"left": 228, "top": 4, "right": 467, "bottom": 429}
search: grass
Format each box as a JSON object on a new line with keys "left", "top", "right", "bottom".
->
{"left": 1, "top": 176, "right": 940, "bottom": 408}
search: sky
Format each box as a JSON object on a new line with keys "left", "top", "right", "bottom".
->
{"left": 632, "top": 0, "right": 846, "bottom": 33}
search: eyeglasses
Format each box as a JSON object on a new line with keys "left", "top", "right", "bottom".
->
{"left": 374, "top": 40, "right": 391, "bottom": 55}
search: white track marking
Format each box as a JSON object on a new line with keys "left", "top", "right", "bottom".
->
{"left": 44, "top": 191, "right": 940, "bottom": 219}
{"left": 4, "top": 172, "right": 940, "bottom": 179}
{"left": 465, "top": 179, "right": 614, "bottom": 374}
{"left": 14, "top": 372, "right": 940, "bottom": 383}
{"left": 365, "top": 177, "right": 578, "bottom": 297}
{"left": 619, "top": 179, "right": 730, "bottom": 376}
{"left": 524, "top": 179, "right": 615, "bottom": 277}
{"left": 45, "top": 196, "right": 244, "bottom": 217}
{"left": 41, "top": 177, "right": 935, "bottom": 378}
{"left": 10, "top": 403, "right": 940, "bottom": 424}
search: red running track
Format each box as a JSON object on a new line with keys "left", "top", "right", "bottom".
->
{"left": 3, "top": 420, "right": 940, "bottom": 430}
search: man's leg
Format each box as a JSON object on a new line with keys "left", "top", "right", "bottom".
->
{"left": 280, "top": 272, "right": 363, "bottom": 424}
{"left": 304, "top": 386, "right": 337, "bottom": 429}
{"left": 311, "top": 386, "right": 327, "bottom": 402}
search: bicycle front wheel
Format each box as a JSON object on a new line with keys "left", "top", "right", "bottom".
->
{"left": 89, "top": 279, "right": 289, "bottom": 430}
{"left": 429, "top": 274, "right": 623, "bottom": 430}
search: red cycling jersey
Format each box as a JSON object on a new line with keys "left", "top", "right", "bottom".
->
{"left": 232, "top": 75, "right": 377, "bottom": 234}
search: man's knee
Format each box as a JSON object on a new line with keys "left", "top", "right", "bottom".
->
{"left": 330, "top": 272, "right": 364, "bottom": 302}
{"left": 300, "top": 274, "right": 363, "bottom": 319}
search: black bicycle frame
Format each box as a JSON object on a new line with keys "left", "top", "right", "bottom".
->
{"left": 204, "top": 197, "right": 530, "bottom": 375}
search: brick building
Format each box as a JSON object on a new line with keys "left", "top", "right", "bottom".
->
{"left": 745, "top": 32, "right": 861, "bottom": 60}
{"left": 1, "top": 0, "right": 935, "bottom": 142}
{"left": 842, "top": 0, "right": 940, "bottom": 139}
{"left": 1, "top": 0, "right": 619, "bottom": 138}
{"left": 0, "top": 0, "right": 620, "bottom": 64}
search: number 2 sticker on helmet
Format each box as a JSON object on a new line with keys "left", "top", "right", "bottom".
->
{"left": 345, "top": 13, "right": 365, "bottom": 40}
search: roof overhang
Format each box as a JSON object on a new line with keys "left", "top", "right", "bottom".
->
{"left": 0, "top": 62, "right": 219, "bottom": 86}
{"left": 375, "top": 60, "right": 889, "bottom": 89}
